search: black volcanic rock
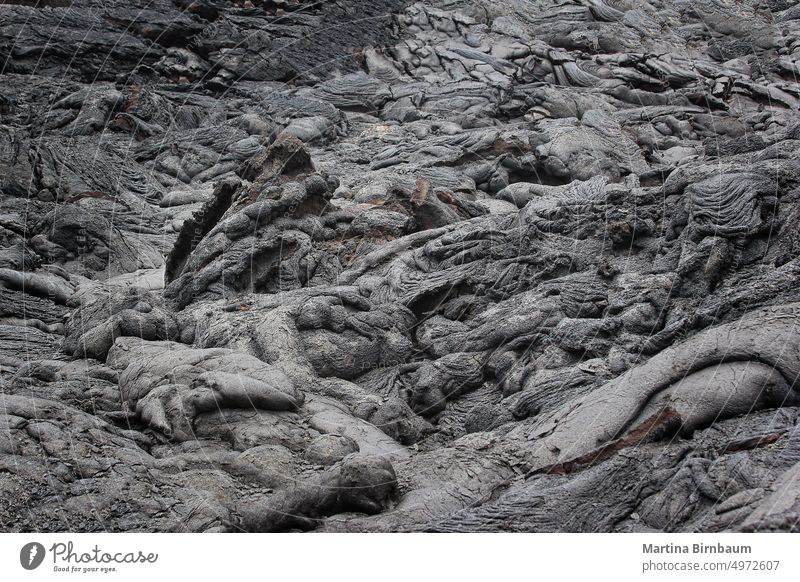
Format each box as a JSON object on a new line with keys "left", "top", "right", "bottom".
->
{"left": 1, "top": 0, "right": 800, "bottom": 533}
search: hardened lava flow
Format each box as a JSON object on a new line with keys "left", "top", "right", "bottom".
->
{"left": 1, "top": 0, "right": 800, "bottom": 532}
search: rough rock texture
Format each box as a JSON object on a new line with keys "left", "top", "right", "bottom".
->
{"left": 1, "top": 0, "right": 800, "bottom": 533}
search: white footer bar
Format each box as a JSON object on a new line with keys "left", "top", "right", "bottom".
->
{"left": 1, "top": 533, "right": 797, "bottom": 581}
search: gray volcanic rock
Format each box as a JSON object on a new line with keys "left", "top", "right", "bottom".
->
{"left": 1, "top": 0, "right": 800, "bottom": 533}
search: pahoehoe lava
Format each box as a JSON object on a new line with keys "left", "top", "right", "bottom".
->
{"left": 1, "top": 0, "right": 800, "bottom": 533}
